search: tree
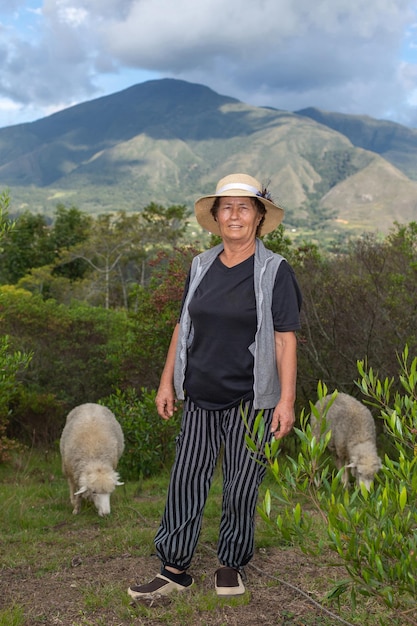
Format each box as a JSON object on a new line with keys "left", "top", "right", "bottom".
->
{"left": 0, "top": 211, "right": 54, "bottom": 284}
{"left": 128, "top": 202, "right": 190, "bottom": 288}
{"left": 0, "top": 203, "right": 92, "bottom": 286}
{"left": 0, "top": 192, "right": 32, "bottom": 460}
{"left": 0, "top": 190, "right": 15, "bottom": 248}
{"left": 140, "top": 202, "right": 189, "bottom": 242}
{"left": 0, "top": 335, "right": 32, "bottom": 461}
{"left": 123, "top": 245, "right": 200, "bottom": 390}
{"left": 63, "top": 205, "right": 190, "bottom": 309}
{"left": 65, "top": 213, "right": 129, "bottom": 309}
{"left": 262, "top": 224, "right": 295, "bottom": 258}
{"left": 51, "top": 204, "right": 92, "bottom": 280}
{"left": 295, "top": 222, "right": 417, "bottom": 407}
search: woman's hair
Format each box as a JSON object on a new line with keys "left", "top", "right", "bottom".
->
{"left": 210, "top": 196, "right": 266, "bottom": 236}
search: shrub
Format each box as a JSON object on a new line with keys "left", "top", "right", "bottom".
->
{"left": 0, "top": 287, "right": 130, "bottom": 414}
{"left": 295, "top": 223, "right": 417, "bottom": 408}
{"left": 246, "top": 348, "right": 417, "bottom": 617}
{"left": 8, "top": 389, "right": 65, "bottom": 446}
{"left": 0, "top": 336, "right": 32, "bottom": 462}
{"left": 101, "top": 387, "right": 181, "bottom": 480}
{"left": 123, "top": 245, "right": 199, "bottom": 391}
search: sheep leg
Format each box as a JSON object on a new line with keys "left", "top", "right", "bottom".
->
{"left": 72, "top": 496, "right": 82, "bottom": 515}
{"left": 335, "top": 457, "right": 350, "bottom": 488}
{"left": 341, "top": 467, "right": 350, "bottom": 488}
{"left": 68, "top": 477, "right": 82, "bottom": 514}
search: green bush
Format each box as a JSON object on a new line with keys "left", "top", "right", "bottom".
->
{"left": 0, "top": 287, "right": 130, "bottom": 411}
{"left": 8, "top": 388, "right": 65, "bottom": 446}
{"left": 246, "top": 348, "right": 417, "bottom": 617}
{"left": 295, "top": 222, "right": 417, "bottom": 409}
{"left": 0, "top": 335, "right": 32, "bottom": 462}
{"left": 101, "top": 387, "right": 181, "bottom": 480}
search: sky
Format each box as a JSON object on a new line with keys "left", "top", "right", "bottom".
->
{"left": 0, "top": 0, "right": 417, "bottom": 130}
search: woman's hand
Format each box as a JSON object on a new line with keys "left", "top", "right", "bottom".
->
{"left": 270, "top": 400, "right": 295, "bottom": 440}
{"left": 155, "top": 383, "right": 176, "bottom": 420}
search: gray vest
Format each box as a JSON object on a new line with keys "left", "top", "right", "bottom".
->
{"left": 174, "top": 239, "right": 284, "bottom": 409}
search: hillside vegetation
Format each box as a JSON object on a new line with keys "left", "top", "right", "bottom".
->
{"left": 297, "top": 106, "right": 417, "bottom": 180}
{"left": 0, "top": 78, "right": 416, "bottom": 240}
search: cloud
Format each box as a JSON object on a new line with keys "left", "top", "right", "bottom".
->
{"left": 0, "top": 0, "right": 416, "bottom": 128}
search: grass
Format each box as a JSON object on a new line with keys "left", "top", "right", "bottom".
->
{"left": 0, "top": 450, "right": 155, "bottom": 570}
{"left": 0, "top": 604, "right": 25, "bottom": 626}
{"left": 0, "top": 449, "right": 408, "bottom": 626}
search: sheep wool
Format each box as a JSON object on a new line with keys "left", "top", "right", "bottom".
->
{"left": 311, "top": 392, "right": 382, "bottom": 490}
{"left": 60, "top": 403, "right": 125, "bottom": 516}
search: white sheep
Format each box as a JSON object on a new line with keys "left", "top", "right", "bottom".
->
{"left": 311, "top": 392, "right": 382, "bottom": 490}
{"left": 60, "top": 403, "right": 125, "bottom": 516}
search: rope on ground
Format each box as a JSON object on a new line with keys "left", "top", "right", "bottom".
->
{"left": 200, "top": 542, "right": 355, "bottom": 626}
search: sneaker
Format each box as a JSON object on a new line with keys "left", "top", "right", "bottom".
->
{"left": 214, "top": 566, "right": 246, "bottom": 596}
{"left": 128, "top": 573, "right": 193, "bottom": 600}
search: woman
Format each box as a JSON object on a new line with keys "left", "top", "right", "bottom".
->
{"left": 128, "top": 173, "right": 302, "bottom": 599}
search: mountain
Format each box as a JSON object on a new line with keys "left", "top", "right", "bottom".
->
{"left": 0, "top": 78, "right": 416, "bottom": 239}
{"left": 296, "top": 107, "right": 417, "bottom": 181}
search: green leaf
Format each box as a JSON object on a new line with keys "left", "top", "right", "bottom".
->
{"left": 244, "top": 434, "right": 258, "bottom": 452}
{"left": 399, "top": 485, "right": 407, "bottom": 511}
{"left": 264, "top": 489, "right": 271, "bottom": 517}
{"left": 293, "top": 502, "right": 301, "bottom": 525}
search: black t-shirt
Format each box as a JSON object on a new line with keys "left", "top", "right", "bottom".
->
{"left": 181, "top": 254, "right": 302, "bottom": 410}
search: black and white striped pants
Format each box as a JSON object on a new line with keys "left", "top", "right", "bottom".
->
{"left": 154, "top": 397, "right": 274, "bottom": 571}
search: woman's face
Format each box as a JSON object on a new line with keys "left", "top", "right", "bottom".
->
{"left": 215, "top": 197, "right": 262, "bottom": 244}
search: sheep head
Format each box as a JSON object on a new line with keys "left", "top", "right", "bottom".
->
{"left": 346, "top": 455, "right": 382, "bottom": 491}
{"left": 74, "top": 465, "right": 124, "bottom": 516}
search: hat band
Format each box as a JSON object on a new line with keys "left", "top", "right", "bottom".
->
{"left": 216, "top": 182, "right": 260, "bottom": 195}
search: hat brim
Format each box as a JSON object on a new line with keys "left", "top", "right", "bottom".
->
{"left": 194, "top": 193, "right": 284, "bottom": 236}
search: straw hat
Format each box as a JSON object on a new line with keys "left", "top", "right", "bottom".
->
{"left": 194, "top": 173, "right": 284, "bottom": 236}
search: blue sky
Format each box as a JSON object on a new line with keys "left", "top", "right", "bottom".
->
{"left": 0, "top": 0, "right": 416, "bottom": 129}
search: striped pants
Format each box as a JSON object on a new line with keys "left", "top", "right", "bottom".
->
{"left": 154, "top": 397, "right": 274, "bottom": 571}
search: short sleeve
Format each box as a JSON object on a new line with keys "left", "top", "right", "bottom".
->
{"left": 272, "top": 261, "right": 302, "bottom": 331}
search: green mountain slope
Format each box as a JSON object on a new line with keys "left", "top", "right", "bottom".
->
{"left": 0, "top": 78, "right": 416, "bottom": 238}
{"left": 296, "top": 107, "right": 417, "bottom": 181}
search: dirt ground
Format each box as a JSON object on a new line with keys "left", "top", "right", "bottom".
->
{"left": 1, "top": 542, "right": 376, "bottom": 626}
